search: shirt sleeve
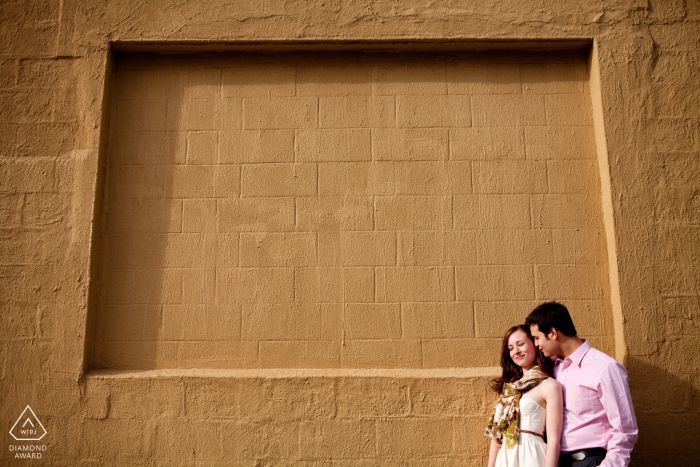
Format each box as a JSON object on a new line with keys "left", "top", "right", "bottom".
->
{"left": 598, "top": 361, "right": 638, "bottom": 467}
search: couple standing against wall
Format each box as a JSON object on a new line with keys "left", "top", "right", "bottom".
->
{"left": 486, "top": 302, "right": 638, "bottom": 467}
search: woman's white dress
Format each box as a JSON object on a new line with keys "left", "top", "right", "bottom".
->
{"left": 494, "top": 398, "right": 547, "bottom": 467}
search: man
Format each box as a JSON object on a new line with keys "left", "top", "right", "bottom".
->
{"left": 525, "top": 302, "right": 638, "bottom": 467}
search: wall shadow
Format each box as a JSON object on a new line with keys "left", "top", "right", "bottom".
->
{"left": 87, "top": 51, "right": 190, "bottom": 371}
{"left": 627, "top": 356, "right": 700, "bottom": 466}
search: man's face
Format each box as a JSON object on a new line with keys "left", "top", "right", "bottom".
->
{"left": 529, "top": 324, "right": 560, "bottom": 358}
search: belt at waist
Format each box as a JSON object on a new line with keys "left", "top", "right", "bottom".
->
{"left": 520, "top": 430, "right": 544, "bottom": 440}
{"left": 561, "top": 448, "right": 607, "bottom": 461}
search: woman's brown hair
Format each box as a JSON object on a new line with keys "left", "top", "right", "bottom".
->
{"left": 490, "top": 324, "right": 554, "bottom": 394}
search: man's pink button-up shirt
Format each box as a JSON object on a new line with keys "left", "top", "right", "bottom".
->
{"left": 554, "top": 340, "right": 638, "bottom": 467}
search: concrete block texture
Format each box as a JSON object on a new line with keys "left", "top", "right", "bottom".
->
{"left": 91, "top": 49, "right": 612, "bottom": 371}
{"left": 14, "top": 2, "right": 696, "bottom": 458}
{"left": 4, "top": 81, "right": 617, "bottom": 467}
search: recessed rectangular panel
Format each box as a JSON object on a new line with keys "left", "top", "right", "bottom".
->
{"left": 92, "top": 51, "right": 612, "bottom": 369}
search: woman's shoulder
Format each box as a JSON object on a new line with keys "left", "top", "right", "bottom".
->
{"left": 539, "top": 377, "right": 562, "bottom": 392}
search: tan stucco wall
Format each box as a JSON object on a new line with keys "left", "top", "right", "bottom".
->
{"left": 91, "top": 51, "right": 612, "bottom": 372}
{"left": 1, "top": 1, "right": 699, "bottom": 465}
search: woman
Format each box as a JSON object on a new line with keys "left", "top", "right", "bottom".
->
{"left": 485, "top": 325, "right": 563, "bottom": 467}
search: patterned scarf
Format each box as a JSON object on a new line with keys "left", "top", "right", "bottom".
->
{"left": 484, "top": 366, "right": 549, "bottom": 448}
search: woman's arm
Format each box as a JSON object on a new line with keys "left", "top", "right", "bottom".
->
{"left": 543, "top": 380, "right": 563, "bottom": 467}
{"left": 487, "top": 437, "right": 501, "bottom": 467}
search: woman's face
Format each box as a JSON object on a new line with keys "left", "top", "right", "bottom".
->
{"left": 507, "top": 329, "right": 537, "bottom": 371}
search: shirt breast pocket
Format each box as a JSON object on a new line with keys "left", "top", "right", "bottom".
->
{"left": 568, "top": 385, "right": 599, "bottom": 415}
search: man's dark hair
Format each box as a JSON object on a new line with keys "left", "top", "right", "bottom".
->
{"left": 525, "top": 301, "right": 577, "bottom": 337}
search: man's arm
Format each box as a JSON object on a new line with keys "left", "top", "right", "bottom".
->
{"left": 598, "top": 362, "right": 638, "bottom": 467}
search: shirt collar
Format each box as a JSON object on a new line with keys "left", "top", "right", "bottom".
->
{"left": 565, "top": 338, "right": 591, "bottom": 368}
